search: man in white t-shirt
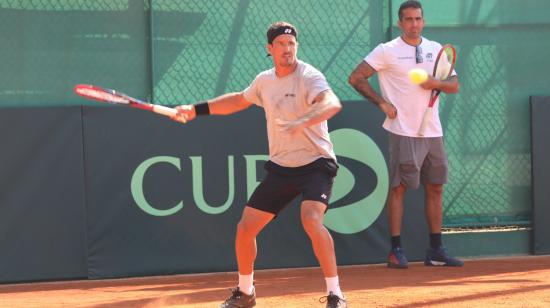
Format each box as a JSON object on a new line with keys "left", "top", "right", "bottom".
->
{"left": 172, "top": 22, "right": 347, "bottom": 308}
{"left": 349, "top": 0, "right": 463, "bottom": 269}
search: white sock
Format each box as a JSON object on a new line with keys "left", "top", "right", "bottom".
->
{"left": 238, "top": 272, "right": 254, "bottom": 295}
{"left": 325, "top": 276, "right": 344, "bottom": 299}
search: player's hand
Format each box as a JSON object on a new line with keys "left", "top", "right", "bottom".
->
{"left": 420, "top": 75, "right": 440, "bottom": 90}
{"left": 380, "top": 101, "right": 397, "bottom": 119}
{"left": 275, "top": 118, "right": 304, "bottom": 134}
{"left": 171, "top": 105, "right": 196, "bottom": 124}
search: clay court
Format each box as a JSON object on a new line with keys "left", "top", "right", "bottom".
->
{"left": 1, "top": 2, "right": 550, "bottom": 308}
{"left": 1, "top": 255, "right": 549, "bottom": 307}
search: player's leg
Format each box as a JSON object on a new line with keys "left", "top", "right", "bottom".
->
{"left": 236, "top": 170, "right": 297, "bottom": 281}
{"left": 298, "top": 160, "right": 347, "bottom": 307}
{"left": 220, "top": 207, "right": 272, "bottom": 308}
{"left": 386, "top": 132, "right": 424, "bottom": 269}
{"left": 387, "top": 184, "right": 409, "bottom": 269}
{"left": 421, "top": 137, "right": 463, "bottom": 267}
{"left": 424, "top": 182, "right": 443, "bottom": 234}
{"left": 387, "top": 132, "right": 407, "bottom": 239}
{"left": 421, "top": 136, "right": 447, "bottom": 236}
{"left": 301, "top": 200, "right": 347, "bottom": 307}
{"left": 388, "top": 183, "right": 407, "bottom": 238}
{"left": 299, "top": 163, "right": 338, "bottom": 279}
{"left": 221, "top": 171, "right": 298, "bottom": 308}
{"left": 301, "top": 200, "right": 336, "bottom": 277}
{"left": 236, "top": 206, "right": 274, "bottom": 277}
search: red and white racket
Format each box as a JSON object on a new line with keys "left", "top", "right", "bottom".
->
{"left": 74, "top": 84, "right": 177, "bottom": 118}
{"left": 417, "top": 44, "right": 457, "bottom": 136}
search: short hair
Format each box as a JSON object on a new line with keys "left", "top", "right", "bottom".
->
{"left": 266, "top": 21, "right": 298, "bottom": 44}
{"left": 398, "top": 0, "right": 423, "bottom": 20}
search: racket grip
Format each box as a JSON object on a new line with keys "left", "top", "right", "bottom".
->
{"left": 152, "top": 105, "right": 178, "bottom": 117}
{"left": 418, "top": 107, "right": 433, "bottom": 136}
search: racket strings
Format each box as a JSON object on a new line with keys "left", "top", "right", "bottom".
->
{"left": 434, "top": 47, "right": 456, "bottom": 80}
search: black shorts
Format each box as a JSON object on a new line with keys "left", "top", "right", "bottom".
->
{"left": 247, "top": 158, "right": 338, "bottom": 215}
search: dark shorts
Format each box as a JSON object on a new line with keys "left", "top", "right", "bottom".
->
{"left": 389, "top": 132, "right": 448, "bottom": 189}
{"left": 247, "top": 158, "right": 338, "bottom": 216}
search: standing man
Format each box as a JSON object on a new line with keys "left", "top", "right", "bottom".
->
{"left": 348, "top": 0, "right": 463, "bottom": 269}
{"left": 173, "top": 22, "right": 347, "bottom": 308}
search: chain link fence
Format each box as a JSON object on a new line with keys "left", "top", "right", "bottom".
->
{"left": 152, "top": 0, "right": 380, "bottom": 104}
{"left": 0, "top": 0, "right": 149, "bottom": 105}
{"left": 443, "top": 44, "right": 531, "bottom": 227}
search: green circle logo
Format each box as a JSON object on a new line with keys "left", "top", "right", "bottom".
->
{"left": 324, "top": 128, "right": 389, "bottom": 234}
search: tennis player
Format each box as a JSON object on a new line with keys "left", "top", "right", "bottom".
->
{"left": 348, "top": 0, "right": 463, "bottom": 269}
{"left": 173, "top": 21, "right": 347, "bottom": 308}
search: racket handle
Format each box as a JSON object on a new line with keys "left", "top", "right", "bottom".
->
{"left": 418, "top": 107, "right": 433, "bottom": 136}
{"left": 152, "top": 105, "right": 178, "bottom": 117}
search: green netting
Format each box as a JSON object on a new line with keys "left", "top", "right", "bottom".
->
{"left": 1, "top": 0, "right": 548, "bottom": 227}
{"left": 0, "top": 0, "right": 150, "bottom": 105}
{"left": 0, "top": 0, "right": 129, "bottom": 11}
{"left": 151, "top": 0, "right": 385, "bottom": 103}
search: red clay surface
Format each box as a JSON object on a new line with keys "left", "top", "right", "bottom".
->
{"left": 1, "top": 255, "right": 549, "bottom": 307}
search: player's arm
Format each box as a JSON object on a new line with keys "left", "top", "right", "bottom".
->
{"left": 172, "top": 92, "right": 253, "bottom": 123}
{"left": 421, "top": 75, "right": 459, "bottom": 93}
{"left": 348, "top": 61, "right": 397, "bottom": 118}
{"left": 276, "top": 89, "right": 341, "bottom": 134}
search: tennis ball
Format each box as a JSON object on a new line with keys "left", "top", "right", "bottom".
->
{"left": 408, "top": 68, "right": 428, "bottom": 84}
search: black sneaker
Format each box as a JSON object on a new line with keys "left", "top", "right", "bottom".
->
{"left": 425, "top": 246, "right": 464, "bottom": 267}
{"left": 319, "top": 291, "right": 348, "bottom": 308}
{"left": 220, "top": 287, "right": 256, "bottom": 308}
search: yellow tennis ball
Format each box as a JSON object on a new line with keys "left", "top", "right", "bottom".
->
{"left": 408, "top": 68, "right": 428, "bottom": 84}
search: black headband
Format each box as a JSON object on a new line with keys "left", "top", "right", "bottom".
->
{"left": 267, "top": 26, "right": 297, "bottom": 44}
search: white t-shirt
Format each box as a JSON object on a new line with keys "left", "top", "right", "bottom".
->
{"left": 365, "top": 36, "right": 456, "bottom": 137}
{"left": 243, "top": 60, "right": 336, "bottom": 167}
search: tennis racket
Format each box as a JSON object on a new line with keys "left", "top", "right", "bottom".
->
{"left": 74, "top": 84, "right": 177, "bottom": 118}
{"left": 417, "top": 44, "right": 457, "bottom": 136}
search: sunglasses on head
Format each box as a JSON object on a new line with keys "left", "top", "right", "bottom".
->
{"left": 416, "top": 45, "right": 423, "bottom": 64}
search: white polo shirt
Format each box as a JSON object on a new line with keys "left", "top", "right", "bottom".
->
{"left": 365, "top": 36, "right": 456, "bottom": 137}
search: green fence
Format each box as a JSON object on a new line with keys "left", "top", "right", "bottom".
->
{"left": 2, "top": 0, "right": 548, "bottom": 227}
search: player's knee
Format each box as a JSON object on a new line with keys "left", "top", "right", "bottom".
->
{"left": 390, "top": 183, "right": 407, "bottom": 196}
{"left": 301, "top": 212, "right": 323, "bottom": 234}
{"left": 425, "top": 183, "right": 444, "bottom": 195}
{"left": 397, "top": 183, "right": 408, "bottom": 192}
{"left": 236, "top": 219, "right": 258, "bottom": 238}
